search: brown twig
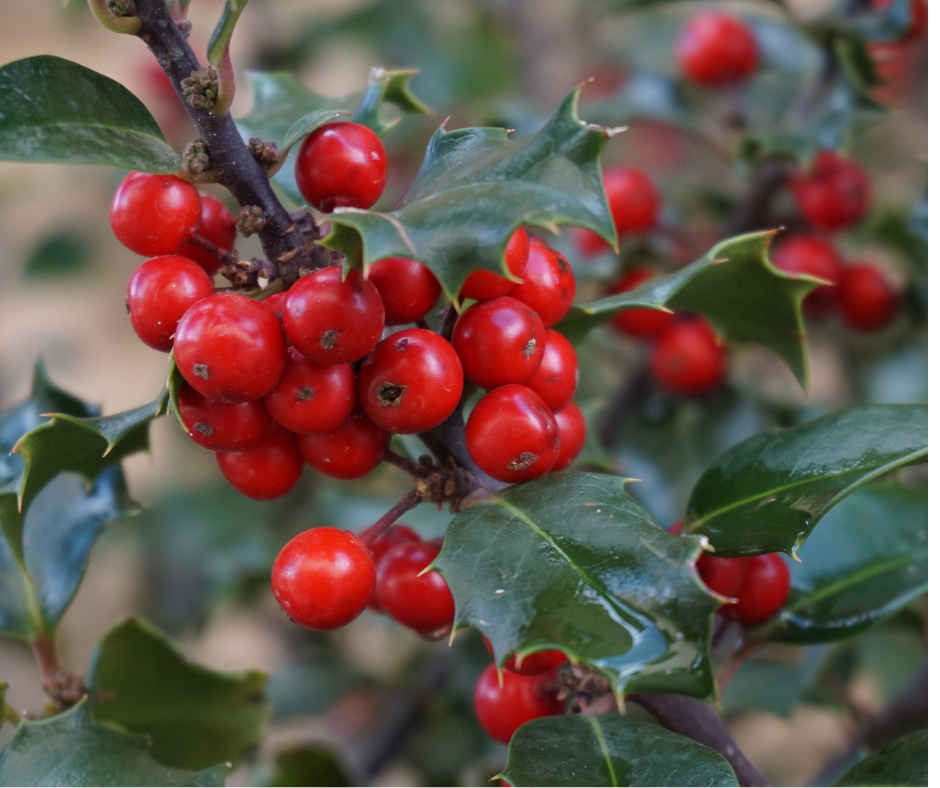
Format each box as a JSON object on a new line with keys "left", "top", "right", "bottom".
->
{"left": 382, "top": 448, "right": 424, "bottom": 476}
{"left": 358, "top": 490, "right": 422, "bottom": 546}
{"left": 186, "top": 231, "right": 237, "bottom": 267}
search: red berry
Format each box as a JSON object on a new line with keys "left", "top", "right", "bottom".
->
{"left": 358, "top": 329, "right": 464, "bottom": 434}
{"left": 460, "top": 227, "right": 530, "bottom": 301}
{"left": 294, "top": 122, "right": 387, "bottom": 212}
{"left": 374, "top": 540, "right": 454, "bottom": 638}
{"left": 473, "top": 663, "right": 564, "bottom": 744}
{"left": 609, "top": 267, "right": 676, "bottom": 339}
{"left": 606, "top": 168, "right": 661, "bottom": 235}
{"left": 111, "top": 172, "right": 202, "bottom": 256}
{"left": 452, "top": 297, "right": 546, "bottom": 389}
{"left": 507, "top": 242, "right": 576, "bottom": 327}
{"left": 216, "top": 424, "right": 305, "bottom": 500}
{"left": 791, "top": 151, "right": 871, "bottom": 231}
{"left": 572, "top": 226, "right": 612, "bottom": 257}
{"left": 772, "top": 236, "right": 843, "bottom": 315}
{"left": 368, "top": 257, "right": 442, "bottom": 325}
{"left": 297, "top": 406, "right": 390, "bottom": 480}
{"left": 174, "top": 294, "right": 288, "bottom": 402}
{"left": 552, "top": 402, "right": 587, "bottom": 472}
{"left": 527, "top": 330, "right": 578, "bottom": 413}
{"left": 283, "top": 267, "right": 385, "bottom": 365}
{"left": 696, "top": 554, "right": 747, "bottom": 600}
{"left": 178, "top": 382, "right": 271, "bottom": 451}
{"left": 676, "top": 13, "right": 760, "bottom": 87}
{"left": 179, "top": 194, "right": 237, "bottom": 275}
{"left": 272, "top": 527, "right": 375, "bottom": 630}
{"left": 262, "top": 290, "right": 288, "bottom": 317}
{"left": 361, "top": 524, "right": 421, "bottom": 611}
{"left": 482, "top": 635, "right": 568, "bottom": 676}
{"left": 263, "top": 347, "right": 356, "bottom": 435}
{"left": 650, "top": 318, "right": 726, "bottom": 397}
{"left": 126, "top": 255, "right": 214, "bottom": 351}
{"left": 722, "top": 553, "right": 790, "bottom": 627}
{"left": 466, "top": 385, "right": 559, "bottom": 483}
{"left": 838, "top": 263, "right": 899, "bottom": 332}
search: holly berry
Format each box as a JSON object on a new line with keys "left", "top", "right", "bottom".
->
{"left": 609, "top": 267, "right": 675, "bottom": 339}
{"left": 262, "top": 290, "right": 288, "bottom": 317}
{"left": 374, "top": 540, "right": 454, "bottom": 638}
{"left": 791, "top": 151, "right": 871, "bottom": 231}
{"left": 482, "top": 636, "right": 568, "bottom": 677}
{"left": 466, "top": 385, "right": 559, "bottom": 483}
{"left": 111, "top": 172, "right": 202, "bottom": 256}
{"left": 460, "top": 227, "right": 530, "bottom": 301}
{"left": 179, "top": 194, "right": 237, "bottom": 275}
{"left": 473, "top": 663, "right": 564, "bottom": 744}
{"left": 527, "top": 330, "right": 578, "bottom": 413}
{"left": 650, "top": 318, "right": 726, "bottom": 397}
{"left": 216, "top": 424, "right": 305, "bottom": 500}
{"left": 294, "top": 122, "right": 387, "bottom": 212}
{"left": 271, "top": 527, "right": 376, "bottom": 630}
{"left": 696, "top": 554, "right": 747, "bottom": 600}
{"left": 676, "top": 12, "right": 760, "bottom": 87}
{"left": 507, "top": 241, "right": 576, "bottom": 327}
{"left": 452, "top": 297, "right": 546, "bottom": 389}
{"left": 772, "top": 236, "right": 843, "bottom": 315}
{"left": 361, "top": 524, "right": 421, "bottom": 611}
{"left": 125, "top": 255, "right": 214, "bottom": 351}
{"left": 297, "top": 406, "right": 390, "bottom": 480}
{"left": 358, "top": 329, "right": 464, "bottom": 434}
{"left": 174, "top": 294, "right": 287, "bottom": 402}
{"left": 263, "top": 347, "right": 356, "bottom": 435}
{"left": 838, "top": 263, "right": 899, "bottom": 332}
{"left": 368, "top": 257, "right": 442, "bottom": 325}
{"left": 283, "top": 267, "right": 385, "bottom": 365}
{"left": 552, "top": 402, "right": 587, "bottom": 472}
{"left": 606, "top": 167, "right": 661, "bottom": 235}
{"left": 722, "top": 554, "right": 790, "bottom": 627}
{"left": 178, "top": 382, "right": 271, "bottom": 452}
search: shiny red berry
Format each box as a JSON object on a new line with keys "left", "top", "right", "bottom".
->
{"left": 606, "top": 168, "right": 661, "bottom": 235}
{"left": 650, "top": 318, "right": 726, "bottom": 397}
{"left": 283, "top": 267, "right": 385, "bottom": 365}
{"left": 262, "top": 290, "right": 288, "bottom": 317}
{"left": 294, "top": 122, "right": 387, "bottom": 212}
{"left": 361, "top": 524, "right": 421, "bottom": 611}
{"left": 696, "top": 554, "right": 747, "bottom": 600}
{"left": 375, "top": 540, "right": 454, "bottom": 638}
{"left": 179, "top": 194, "right": 237, "bottom": 275}
{"left": 609, "top": 267, "right": 676, "bottom": 339}
{"left": 791, "top": 151, "right": 871, "bottom": 231}
{"left": 126, "top": 255, "right": 214, "bottom": 351}
{"left": 178, "top": 382, "right": 271, "bottom": 452}
{"left": 111, "top": 172, "right": 202, "bottom": 256}
{"left": 368, "top": 257, "right": 442, "bottom": 325}
{"left": 216, "top": 424, "right": 305, "bottom": 500}
{"left": 722, "top": 553, "right": 790, "bottom": 627}
{"left": 482, "top": 635, "right": 568, "bottom": 676}
{"left": 473, "top": 663, "right": 564, "bottom": 744}
{"left": 552, "top": 402, "right": 587, "bottom": 472}
{"left": 526, "top": 330, "right": 578, "bottom": 413}
{"left": 452, "top": 297, "right": 546, "bottom": 389}
{"left": 676, "top": 13, "right": 760, "bottom": 87}
{"left": 263, "top": 347, "right": 356, "bottom": 435}
{"left": 297, "top": 406, "right": 390, "bottom": 480}
{"left": 773, "top": 236, "right": 843, "bottom": 315}
{"left": 507, "top": 242, "right": 576, "bottom": 327}
{"left": 466, "top": 385, "right": 559, "bottom": 483}
{"left": 358, "top": 329, "right": 464, "bottom": 434}
{"left": 460, "top": 227, "right": 531, "bottom": 301}
{"left": 174, "top": 294, "right": 288, "bottom": 402}
{"left": 838, "top": 263, "right": 899, "bottom": 332}
{"left": 272, "top": 527, "right": 376, "bottom": 630}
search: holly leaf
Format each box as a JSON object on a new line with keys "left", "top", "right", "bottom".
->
{"left": 0, "top": 55, "right": 180, "bottom": 173}
{"left": 261, "top": 746, "right": 352, "bottom": 787}
{"left": 323, "top": 87, "right": 620, "bottom": 299}
{"left": 683, "top": 404, "right": 927, "bottom": 557}
{"left": 834, "top": 730, "right": 927, "bottom": 787}
{"left": 721, "top": 645, "right": 830, "bottom": 716}
{"left": 207, "top": 0, "right": 250, "bottom": 68}
{"left": 0, "top": 702, "right": 226, "bottom": 787}
{"left": 501, "top": 716, "right": 738, "bottom": 787}
{"left": 434, "top": 473, "right": 720, "bottom": 704}
{"left": 88, "top": 618, "right": 270, "bottom": 771}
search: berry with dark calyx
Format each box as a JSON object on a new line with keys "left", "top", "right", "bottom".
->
{"left": 374, "top": 540, "right": 454, "bottom": 638}
{"left": 368, "top": 257, "right": 442, "bottom": 325}
{"left": 178, "top": 382, "right": 271, "bottom": 452}
{"left": 272, "top": 527, "right": 376, "bottom": 630}
{"left": 174, "top": 294, "right": 288, "bottom": 402}
{"left": 283, "top": 267, "right": 385, "bottom": 365}
{"left": 126, "top": 255, "right": 214, "bottom": 351}
{"left": 721, "top": 553, "right": 790, "bottom": 627}
{"left": 460, "top": 227, "right": 530, "bottom": 301}
{"left": 179, "top": 194, "right": 237, "bottom": 275}
{"left": 676, "top": 12, "right": 760, "bottom": 87}
{"left": 552, "top": 402, "right": 587, "bottom": 472}
{"left": 772, "top": 236, "right": 843, "bottom": 315}
{"left": 482, "top": 635, "right": 568, "bottom": 677}
{"left": 609, "top": 267, "right": 676, "bottom": 339}
{"left": 294, "top": 122, "right": 387, "bottom": 212}
{"left": 527, "top": 330, "right": 578, "bottom": 413}
{"left": 297, "top": 406, "right": 390, "bottom": 480}
{"left": 507, "top": 241, "right": 576, "bottom": 327}
{"left": 650, "top": 318, "right": 726, "bottom": 397}
{"left": 790, "top": 151, "right": 871, "bottom": 231}
{"left": 216, "top": 424, "right": 305, "bottom": 500}
{"left": 111, "top": 172, "right": 202, "bottom": 256}
{"left": 696, "top": 554, "right": 747, "bottom": 600}
{"left": 452, "top": 297, "right": 546, "bottom": 389}
{"left": 838, "top": 263, "right": 900, "bottom": 332}
{"left": 358, "top": 329, "right": 464, "bottom": 434}
{"left": 360, "top": 524, "right": 421, "bottom": 611}
{"left": 263, "top": 347, "right": 356, "bottom": 435}
{"left": 473, "top": 663, "right": 565, "bottom": 744}
{"left": 466, "top": 385, "right": 559, "bottom": 483}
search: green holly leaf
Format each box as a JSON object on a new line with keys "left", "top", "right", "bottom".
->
{"left": 834, "top": 730, "right": 927, "bottom": 787}
{"left": 88, "top": 618, "right": 270, "bottom": 771}
{"left": 207, "top": 0, "right": 250, "bottom": 68}
{"left": 501, "top": 716, "right": 738, "bottom": 787}
{"left": 261, "top": 746, "right": 352, "bottom": 787}
{"left": 323, "top": 87, "right": 620, "bottom": 299}
{"left": 434, "top": 473, "right": 720, "bottom": 704}
{"left": 684, "top": 405, "right": 927, "bottom": 557}
{"left": 721, "top": 645, "right": 830, "bottom": 716}
{"left": 0, "top": 56, "right": 180, "bottom": 173}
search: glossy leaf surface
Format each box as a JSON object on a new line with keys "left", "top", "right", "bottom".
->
{"left": 834, "top": 730, "right": 927, "bottom": 787}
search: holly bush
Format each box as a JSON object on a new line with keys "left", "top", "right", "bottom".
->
{"left": 0, "top": 0, "right": 927, "bottom": 785}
